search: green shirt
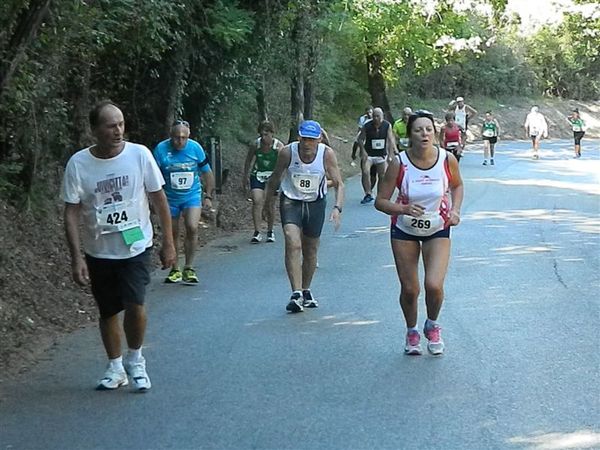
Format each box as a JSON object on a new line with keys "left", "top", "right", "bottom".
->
{"left": 569, "top": 118, "right": 585, "bottom": 132}
{"left": 251, "top": 138, "right": 280, "bottom": 180}
{"left": 393, "top": 119, "right": 409, "bottom": 148}
{"left": 482, "top": 120, "right": 498, "bottom": 137}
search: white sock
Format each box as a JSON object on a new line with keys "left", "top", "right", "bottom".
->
{"left": 127, "top": 347, "right": 143, "bottom": 362}
{"left": 407, "top": 326, "right": 418, "bottom": 333}
{"left": 426, "top": 319, "right": 438, "bottom": 329}
{"left": 108, "top": 356, "right": 124, "bottom": 370}
{"left": 293, "top": 290, "right": 302, "bottom": 298}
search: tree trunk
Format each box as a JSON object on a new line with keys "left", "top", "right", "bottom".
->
{"left": 303, "top": 79, "right": 313, "bottom": 120}
{"left": 366, "top": 53, "right": 394, "bottom": 123}
{"left": 0, "top": 0, "right": 51, "bottom": 100}
{"left": 289, "top": 74, "right": 304, "bottom": 143}
{"left": 256, "top": 76, "right": 268, "bottom": 124}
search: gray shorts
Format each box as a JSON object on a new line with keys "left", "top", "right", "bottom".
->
{"left": 85, "top": 248, "right": 152, "bottom": 318}
{"left": 280, "top": 195, "right": 326, "bottom": 238}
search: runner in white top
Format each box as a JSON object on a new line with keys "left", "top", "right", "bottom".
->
{"left": 375, "top": 110, "right": 463, "bottom": 356}
{"left": 265, "top": 120, "right": 344, "bottom": 313}
{"left": 448, "top": 96, "right": 477, "bottom": 150}
{"left": 63, "top": 101, "right": 175, "bottom": 391}
{"left": 524, "top": 105, "right": 548, "bottom": 159}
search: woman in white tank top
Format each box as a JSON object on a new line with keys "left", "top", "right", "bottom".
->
{"left": 375, "top": 110, "right": 464, "bottom": 356}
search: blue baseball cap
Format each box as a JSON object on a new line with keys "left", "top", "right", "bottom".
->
{"left": 298, "top": 120, "right": 322, "bottom": 139}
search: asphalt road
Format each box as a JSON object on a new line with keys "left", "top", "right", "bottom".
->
{"left": 1, "top": 139, "right": 599, "bottom": 450}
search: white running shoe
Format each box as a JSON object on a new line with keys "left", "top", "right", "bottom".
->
{"left": 266, "top": 231, "right": 275, "bottom": 243}
{"left": 404, "top": 330, "right": 423, "bottom": 355}
{"left": 302, "top": 290, "right": 318, "bottom": 308}
{"left": 251, "top": 231, "right": 262, "bottom": 244}
{"left": 96, "top": 366, "right": 129, "bottom": 390}
{"left": 286, "top": 292, "right": 304, "bottom": 313}
{"left": 124, "top": 356, "right": 152, "bottom": 392}
{"left": 423, "top": 322, "right": 445, "bottom": 356}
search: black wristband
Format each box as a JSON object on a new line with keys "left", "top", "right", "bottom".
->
{"left": 333, "top": 205, "right": 342, "bottom": 213}
{"left": 204, "top": 196, "right": 213, "bottom": 201}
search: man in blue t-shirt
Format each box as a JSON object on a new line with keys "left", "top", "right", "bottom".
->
{"left": 153, "top": 120, "right": 215, "bottom": 284}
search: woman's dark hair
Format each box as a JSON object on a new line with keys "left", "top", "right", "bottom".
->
{"left": 257, "top": 120, "right": 275, "bottom": 134}
{"left": 407, "top": 110, "right": 436, "bottom": 135}
{"left": 444, "top": 112, "right": 455, "bottom": 122}
{"left": 89, "top": 100, "right": 119, "bottom": 128}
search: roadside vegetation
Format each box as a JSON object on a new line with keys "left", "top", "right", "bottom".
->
{"left": 0, "top": 0, "right": 598, "bottom": 375}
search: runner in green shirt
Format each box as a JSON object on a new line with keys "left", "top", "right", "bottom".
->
{"left": 392, "top": 107, "right": 412, "bottom": 152}
{"left": 481, "top": 111, "right": 500, "bottom": 166}
{"left": 242, "top": 121, "right": 284, "bottom": 243}
{"left": 567, "top": 108, "right": 586, "bottom": 158}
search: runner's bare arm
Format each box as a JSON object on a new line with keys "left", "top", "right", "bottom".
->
{"left": 64, "top": 202, "right": 88, "bottom": 286}
{"left": 356, "top": 128, "right": 367, "bottom": 159}
{"left": 387, "top": 124, "right": 398, "bottom": 157}
{"left": 446, "top": 153, "right": 464, "bottom": 226}
{"left": 148, "top": 190, "right": 176, "bottom": 269}
{"left": 265, "top": 145, "right": 291, "bottom": 199}
{"left": 439, "top": 126, "right": 446, "bottom": 149}
{"left": 324, "top": 147, "right": 344, "bottom": 230}
{"left": 466, "top": 104, "right": 478, "bottom": 119}
{"left": 374, "top": 157, "right": 406, "bottom": 216}
{"left": 201, "top": 170, "right": 216, "bottom": 207}
{"left": 242, "top": 145, "right": 256, "bottom": 190}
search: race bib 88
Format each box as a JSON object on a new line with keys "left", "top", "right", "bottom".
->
{"left": 292, "top": 173, "right": 321, "bottom": 194}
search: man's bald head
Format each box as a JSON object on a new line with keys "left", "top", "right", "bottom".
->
{"left": 89, "top": 100, "right": 121, "bottom": 129}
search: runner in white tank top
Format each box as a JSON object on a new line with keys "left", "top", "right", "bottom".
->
{"left": 280, "top": 142, "right": 327, "bottom": 202}
{"left": 265, "top": 120, "right": 345, "bottom": 313}
{"left": 375, "top": 110, "right": 464, "bottom": 356}
{"left": 393, "top": 149, "right": 451, "bottom": 237}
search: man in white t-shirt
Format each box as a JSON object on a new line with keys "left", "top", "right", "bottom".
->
{"left": 524, "top": 105, "right": 548, "bottom": 159}
{"left": 62, "top": 101, "right": 175, "bottom": 392}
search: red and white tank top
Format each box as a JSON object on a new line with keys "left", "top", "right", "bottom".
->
{"left": 280, "top": 142, "right": 327, "bottom": 202}
{"left": 392, "top": 149, "right": 452, "bottom": 237}
{"left": 443, "top": 125, "right": 461, "bottom": 149}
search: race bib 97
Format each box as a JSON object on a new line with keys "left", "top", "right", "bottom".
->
{"left": 170, "top": 171, "right": 194, "bottom": 190}
{"left": 483, "top": 129, "right": 495, "bottom": 137}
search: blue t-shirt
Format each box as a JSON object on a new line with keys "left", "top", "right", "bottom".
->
{"left": 153, "top": 138, "right": 211, "bottom": 201}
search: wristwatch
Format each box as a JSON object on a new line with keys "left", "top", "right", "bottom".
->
{"left": 333, "top": 205, "right": 342, "bottom": 213}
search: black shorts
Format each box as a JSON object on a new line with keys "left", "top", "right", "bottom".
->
{"left": 574, "top": 131, "right": 585, "bottom": 145}
{"left": 85, "top": 248, "right": 152, "bottom": 319}
{"left": 483, "top": 136, "right": 498, "bottom": 144}
{"left": 390, "top": 225, "right": 450, "bottom": 242}
{"left": 249, "top": 175, "right": 266, "bottom": 190}
{"left": 280, "top": 195, "right": 326, "bottom": 238}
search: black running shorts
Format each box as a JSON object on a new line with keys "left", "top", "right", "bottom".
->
{"left": 391, "top": 225, "right": 450, "bottom": 242}
{"left": 574, "top": 131, "right": 585, "bottom": 145}
{"left": 85, "top": 248, "right": 152, "bottom": 318}
{"left": 280, "top": 195, "right": 326, "bottom": 238}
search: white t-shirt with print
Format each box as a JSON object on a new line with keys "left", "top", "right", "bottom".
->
{"left": 62, "top": 142, "right": 165, "bottom": 259}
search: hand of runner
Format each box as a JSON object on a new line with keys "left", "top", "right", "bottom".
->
{"left": 329, "top": 208, "right": 341, "bottom": 231}
{"left": 71, "top": 257, "right": 90, "bottom": 286}
{"left": 160, "top": 242, "right": 176, "bottom": 269}
{"left": 445, "top": 210, "right": 461, "bottom": 227}
{"left": 404, "top": 203, "right": 425, "bottom": 217}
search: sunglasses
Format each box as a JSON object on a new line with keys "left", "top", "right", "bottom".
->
{"left": 172, "top": 120, "right": 190, "bottom": 128}
{"left": 410, "top": 110, "right": 434, "bottom": 119}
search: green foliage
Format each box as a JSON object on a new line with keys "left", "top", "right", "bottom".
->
{"left": 524, "top": 4, "right": 600, "bottom": 99}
